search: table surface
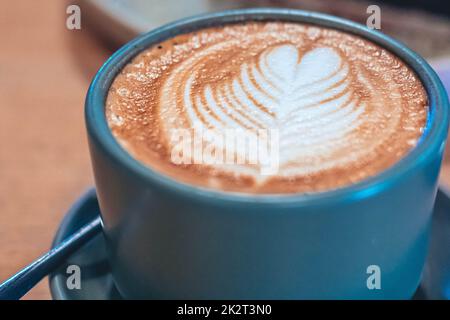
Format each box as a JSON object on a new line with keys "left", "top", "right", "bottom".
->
{"left": 0, "top": 1, "right": 111, "bottom": 299}
{"left": 1, "top": 1, "right": 450, "bottom": 300}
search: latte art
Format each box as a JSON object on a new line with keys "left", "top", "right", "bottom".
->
{"left": 162, "top": 44, "right": 368, "bottom": 178}
{"left": 107, "top": 22, "right": 428, "bottom": 194}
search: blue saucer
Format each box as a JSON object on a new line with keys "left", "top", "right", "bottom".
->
{"left": 49, "top": 189, "right": 121, "bottom": 300}
{"left": 48, "top": 187, "right": 450, "bottom": 300}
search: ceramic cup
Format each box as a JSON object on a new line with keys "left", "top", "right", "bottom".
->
{"left": 85, "top": 8, "right": 449, "bottom": 299}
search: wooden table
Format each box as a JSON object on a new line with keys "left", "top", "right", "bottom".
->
{"left": 1, "top": 1, "right": 450, "bottom": 300}
{"left": 0, "top": 1, "right": 112, "bottom": 299}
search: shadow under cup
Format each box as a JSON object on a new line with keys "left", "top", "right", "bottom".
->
{"left": 85, "top": 9, "right": 449, "bottom": 299}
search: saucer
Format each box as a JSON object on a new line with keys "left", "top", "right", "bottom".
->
{"left": 49, "top": 188, "right": 450, "bottom": 300}
{"left": 49, "top": 189, "right": 121, "bottom": 300}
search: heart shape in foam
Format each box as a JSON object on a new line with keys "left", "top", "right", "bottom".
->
{"left": 189, "top": 45, "right": 363, "bottom": 162}
{"left": 161, "top": 43, "right": 372, "bottom": 176}
{"left": 252, "top": 45, "right": 355, "bottom": 120}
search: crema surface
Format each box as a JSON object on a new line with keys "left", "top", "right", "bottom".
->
{"left": 106, "top": 22, "right": 428, "bottom": 194}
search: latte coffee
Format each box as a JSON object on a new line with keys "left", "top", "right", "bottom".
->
{"left": 106, "top": 21, "right": 428, "bottom": 194}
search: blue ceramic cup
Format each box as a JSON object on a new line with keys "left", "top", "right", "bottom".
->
{"left": 85, "top": 8, "right": 449, "bottom": 299}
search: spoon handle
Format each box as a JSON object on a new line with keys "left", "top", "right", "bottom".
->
{"left": 0, "top": 216, "right": 102, "bottom": 300}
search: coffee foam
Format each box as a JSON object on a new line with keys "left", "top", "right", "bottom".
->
{"left": 106, "top": 22, "right": 428, "bottom": 194}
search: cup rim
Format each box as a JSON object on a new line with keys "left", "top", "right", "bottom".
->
{"left": 85, "top": 8, "right": 449, "bottom": 207}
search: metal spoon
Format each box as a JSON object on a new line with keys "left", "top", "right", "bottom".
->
{"left": 0, "top": 217, "right": 102, "bottom": 300}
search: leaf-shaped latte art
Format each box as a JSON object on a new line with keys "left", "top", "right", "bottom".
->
{"left": 161, "top": 44, "right": 381, "bottom": 177}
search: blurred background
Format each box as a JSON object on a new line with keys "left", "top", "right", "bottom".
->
{"left": 1, "top": 0, "right": 449, "bottom": 299}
